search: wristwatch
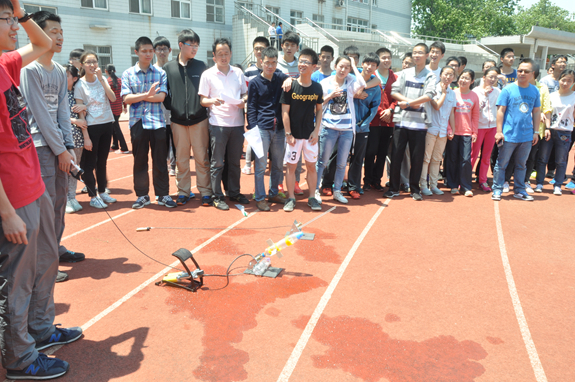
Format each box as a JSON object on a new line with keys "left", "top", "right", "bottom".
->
{"left": 286, "top": 132, "right": 292, "bottom": 136}
{"left": 18, "top": 10, "right": 32, "bottom": 23}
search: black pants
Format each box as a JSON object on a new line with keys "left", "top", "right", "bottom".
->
{"left": 82, "top": 122, "right": 113, "bottom": 197}
{"left": 389, "top": 128, "right": 426, "bottom": 194}
{"left": 166, "top": 124, "right": 176, "bottom": 168}
{"left": 321, "top": 145, "right": 338, "bottom": 190}
{"left": 524, "top": 139, "right": 540, "bottom": 183}
{"left": 364, "top": 125, "right": 394, "bottom": 187}
{"left": 111, "top": 114, "right": 129, "bottom": 152}
{"left": 348, "top": 132, "right": 369, "bottom": 191}
{"left": 131, "top": 120, "right": 169, "bottom": 197}
{"left": 445, "top": 135, "right": 473, "bottom": 192}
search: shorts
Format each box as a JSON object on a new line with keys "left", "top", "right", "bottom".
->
{"left": 284, "top": 138, "right": 318, "bottom": 164}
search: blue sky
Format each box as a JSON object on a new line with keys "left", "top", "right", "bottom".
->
{"left": 518, "top": 0, "right": 574, "bottom": 13}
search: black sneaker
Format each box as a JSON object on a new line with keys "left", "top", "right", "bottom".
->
{"left": 176, "top": 195, "right": 190, "bottom": 205}
{"left": 35, "top": 325, "right": 83, "bottom": 351}
{"left": 307, "top": 197, "right": 321, "bottom": 211}
{"left": 158, "top": 195, "right": 177, "bottom": 208}
{"left": 6, "top": 353, "right": 69, "bottom": 380}
{"left": 411, "top": 192, "right": 423, "bottom": 201}
{"left": 384, "top": 190, "right": 400, "bottom": 198}
{"left": 59, "top": 250, "right": 85, "bottom": 263}
{"left": 213, "top": 197, "right": 229, "bottom": 210}
{"left": 132, "top": 195, "right": 151, "bottom": 209}
{"left": 56, "top": 270, "right": 68, "bottom": 283}
{"left": 229, "top": 193, "right": 250, "bottom": 204}
{"left": 201, "top": 196, "right": 213, "bottom": 206}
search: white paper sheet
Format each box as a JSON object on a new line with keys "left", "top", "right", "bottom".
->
{"left": 244, "top": 126, "right": 265, "bottom": 158}
{"left": 221, "top": 93, "right": 243, "bottom": 105}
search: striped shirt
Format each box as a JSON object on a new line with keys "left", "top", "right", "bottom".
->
{"left": 120, "top": 63, "right": 168, "bottom": 130}
{"left": 320, "top": 74, "right": 366, "bottom": 131}
{"left": 391, "top": 67, "right": 436, "bottom": 131}
{"left": 107, "top": 77, "right": 123, "bottom": 116}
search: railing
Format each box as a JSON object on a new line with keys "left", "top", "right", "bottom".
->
{"left": 473, "top": 40, "right": 499, "bottom": 57}
{"left": 304, "top": 17, "right": 340, "bottom": 43}
{"left": 234, "top": 3, "right": 272, "bottom": 31}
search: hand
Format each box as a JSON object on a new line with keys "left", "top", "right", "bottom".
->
{"left": 286, "top": 134, "right": 296, "bottom": 146}
{"left": 84, "top": 138, "right": 93, "bottom": 151}
{"left": 398, "top": 101, "right": 410, "bottom": 109}
{"left": 308, "top": 131, "right": 319, "bottom": 145}
{"left": 381, "top": 109, "right": 392, "bottom": 123}
{"left": 95, "top": 67, "right": 104, "bottom": 81}
{"left": 123, "top": 105, "right": 128, "bottom": 113}
{"left": 1, "top": 211, "right": 27, "bottom": 245}
{"left": 330, "top": 87, "right": 343, "bottom": 100}
{"left": 540, "top": 114, "right": 547, "bottom": 124}
{"left": 440, "top": 81, "right": 448, "bottom": 92}
{"left": 68, "top": 149, "right": 77, "bottom": 164}
{"left": 213, "top": 98, "right": 225, "bottom": 107}
{"left": 495, "top": 132, "right": 504, "bottom": 144}
{"left": 533, "top": 133, "right": 539, "bottom": 146}
{"left": 11, "top": 1, "right": 24, "bottom": 19}
{"left": 485, "top": 85, "right": 493, "bottom": 94}
{"left": 58, "top": 150, "right": 73, "bottom": 173}
{"left": 282, "top": 77, "right": 293, "bottom": 92}
{"left": 72, "top": 104, "right": 87, "bottom": 114}
{"left": 72, "top": 118, "right": 87, "bottom": 129}
{"left": 349, "top": 56, "right": 356, "bottom": 68}
{"left": 147, "top": 81, "right": 160, "bottom": 97}
{"left": 497, "top": 74, "right": 506, "bottom": 83}
{"left": 472, "top": 135, "right": 477, "bottom": 143}
{"left": 447, "top": 133, "right": 454, "bottom": 140}
{"left": 355, "top": 90, "right": 368, "bottom": 100}
{"left": 544, "top": 129, "right": 550, "bottom": 141}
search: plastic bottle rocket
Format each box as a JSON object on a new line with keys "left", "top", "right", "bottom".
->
{"left": 254, "top": 231, "right": 304, "bottom": 263}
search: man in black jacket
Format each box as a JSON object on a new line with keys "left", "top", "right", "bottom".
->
{"left": 163, "top": 29, "right": 212, "bottom": 206}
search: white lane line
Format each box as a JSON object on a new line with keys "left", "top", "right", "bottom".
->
{"left": 494, "top": 203, "right": 548, "bottom": 382}
{"left": 277, "top": 199, "right": 390, "bottom": 382}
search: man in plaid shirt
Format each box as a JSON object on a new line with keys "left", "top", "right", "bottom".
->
{"left": 121, "top": 36, "right": 176, "bottom": 208}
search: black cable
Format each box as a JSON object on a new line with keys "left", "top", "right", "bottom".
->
{"left": 202, "top": 253, "right": 256, "bottom": 290}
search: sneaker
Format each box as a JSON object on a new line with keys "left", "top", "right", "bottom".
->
{"left": 99, "top": 192, "right": 117, "bottom": 204}
{"left": 383, "top": 190, "right": 400, "bottom": 198}
{"left": 71, "top": 199, "right": 83, "bottom": 212}
{"left": 65, "top": 200, "right": 76, "bottom": 214}
{"left": 314, "top": 189, "right": 322, "bottom": 204}
{"left": 525, "top": 183, "right": 534, "bottom": 194}
{"left": 553, "top": 186, "right": 562, "bottom": 195}
{"left": 36, "top": 325, "right": 83, "bottom": 351}
{"left": 371, "top": 183, "right": 384, "bottom": 191}
{"left": 322, "top": 187, "right": 332, "bottom": 196}
{"left": 294, "top": 181, "right": 304, "bottom": 195}
{"left": 56, "top": 270, "right": 68, "bottom": 283}
{"left": 189, "top": 191, "right": 196, "bottom": 198}
{"left": 90, "top": 196, "right": 108, "bottom": 209}
{"left": 256, "top": 200, "right": 271, "bottom": 211}
{"left": 105, "top": 187, "right": 111, "bottom": 194}
{"left": 401, "top": 183, "right": 410, "bottom": 193}
{"left": 503, "top": 182, "right": 510, "bottom": 193}
{"left": 358, "top": 187, "right": 364, "bottom": 195}
{"left": 81, "top": 186, "right": 88, "bottom": 194}
{"left": 6, "top": 353, "right": 69, "bottom": 380}
{"left": 169, "top": 169, "right": 176, "bottom": 177}
{"left": 530, "top": 171, "right": 537, "bottom": 179}
{"left": 492, "top": 191, "right": 501, "bottom": 201}
{"left": 115, "top": 149, "right": 130, "bottom": 154}
{"left": 283, "top": 198, "right": 296, "bottom": 212}
{"left": 333, "top": 190, "right": 348, "bottom": 204}
{"left": 111, "top": 145, "right": 118, "bottom": 151}
{"left": 479, "top": 183, "right": 491, "bottom": 192}
{"left": 268, "top": 194, "right": 287, "bottom": 204}
{"left": 534, "top": 184, "right": 543, "bottom": 193}
{"left": 241, "top": 165, "right": 252, "bottom": 175}
{"left": 132, "top": 195, "right": 151, "bottom": 209}
{"left": 451, "top": 188, "right": 459, "bottom": 195}
{"left": 411, "top": 192, "right": 423, "bottom": 201}
{"left": 201, "top": 196, "right": 213, "bottom": 206}
{"left": 549, "top": 178, "right": 556, "bottom": 185}
{"left": 565, "top": 180, "right": 575, "bottom": 190}
{"left": 349, "top": 190, "right": 361, "bottom": 199}
{"left": 464, "top": 190, "right": 473, "bottom": 197}
{"left": 176, "top": 195, "right": 190, "bottom": 205}
{"left": 421, "top": 187, "right": 433, "bottom": 196}
{"left": 213, "top": 197, "right": 229, "bottom": 210}
{"left": 363, "top": 184, "right": 371, "bottom": 192}
{"left": 60, "top": 250, "right": 85, "bottom": 263}
{"left": 431, "top": 187, "right": 444, "bottom": 195}
{"left": 229, "top": 193, "right": 250, "bottom": 204}
{"left": 307, "top": 197, "right": 321, "bottom": 211}
{"left": 158, "top": 195, "right": 177, "bottom": 208}
{"left": 514, "top": 192, "right": 534, "bottom": 201}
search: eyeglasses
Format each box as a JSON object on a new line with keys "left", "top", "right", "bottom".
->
{"left": 253, "top": 47, "right": 265, "bottom": 52}
{"left": 0, "top": 16, "right": 18, "bottom": 26}
{"left": 84, "top": 61, "right": 98, "bottom": 65}
{"left": 183, "top": 42, "right": 199, "bottom": 49}
{"left": 298, "top": 60, "right": 312, "bottom": 66}
{"left": 155, "top": 48, "right": 169, "bottom": 53}
{"left": 517, "top": 69, "right": 532, "bottom": 74}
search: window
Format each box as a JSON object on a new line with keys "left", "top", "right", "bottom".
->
{"left": 237, "top": 1, "right": 254, "bottom": 11}
{"left": 265, "top": 6, "right": 279, "bottom": 24}
{"left": 290, "top": 10, "right": 302, "bottom": 26}
{"left": 171, "top": 48, "right": 180, "bottom": 61}
{"left": 312, "top": 14, "right": 324, "bottom": 28}
{"left": 81, "top": 0, "right": 107, "bottom": 9}
{"left": 207, "top": 0, "right": 224, "bottom": 23}
{"left": 84, "top": 45, "right": 113, "bottom": 66}
{"left": 24, "top": 4, "right": 57, "bottom": 13}
{"left": 332, "top": 17, "right": 344, "bottom": 30}
{"left": 347, "top": 17, "right": 368, "bottom": 33}
{"left": 207, "top": 51, "right": 215, "bottom": 67}
{"left": 131, "top": 48, "right": 139, "bottom": 66}
{"left": 130, "top": 0, "right": 152, "bottom": 15}
{"left": 171, "top": 0, "right": 190, "bottom": 18}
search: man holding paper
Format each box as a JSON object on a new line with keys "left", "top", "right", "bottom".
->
{"left": 246, "top": 47, "right": 292, "bottom": 211}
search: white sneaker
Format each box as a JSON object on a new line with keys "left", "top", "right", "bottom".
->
{"left": 314, "top": 189, "right": 322, "bottom": 204}
{"left": 65, "top": 200, "right": 76, "bottom": 214}
{"left": 71, "top": 199, "right": 83, "bottom": 211}
{"left": 90, "top": 196, "right": 108, "bottom": 209}
{"left": 333, "top": 190, "right": 348, "bottom": 204}
{"left": 169, "top": 169, "right": 176, "bottom": 176}
{"left": 503, "top": 182, "right": 510, "bottom": 193}
{"left": 534, "top": 184, "right": 543, "bottom": 193}
{"left": 464, "top": 190, "right": 473, "bottom": 197}
{"left": 525, "top": 185, "right": 534, "bottom": 194}
{"left": 430, "top": 186, "right": 444, "bottom": 195}
{"left": 421, "top": 187, "right": 433, "bottom": 196}
{"left": 553, "top": 186, "right": 562, "bottom": 195}
{"left": 99, "top": 192, "right": 117, "bottom": 204}
{"left": 241, "top": 166, "right": 252, "bottom": 175}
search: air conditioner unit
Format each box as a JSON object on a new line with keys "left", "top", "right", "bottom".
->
{"left": 335, "top": 0, "right": 345, "bottom": 7}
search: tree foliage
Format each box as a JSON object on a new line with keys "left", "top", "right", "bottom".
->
{"left": 515, "top": 0, "right": 575, "bottom": 34}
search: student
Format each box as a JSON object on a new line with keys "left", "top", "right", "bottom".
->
{"left": 64, "top": 64, "right": 90, "bottom": 213}
{"left": 492, "top": 59, "right": 541, "bottom": 201}
{"left": 268, "top": 21, "right": 276, "bottom": 48}
{"left": 153, "top": 36, "right": 176, "bottom": 177}
{"left": 426, "top": 41, "right": 445, "bottom": 83}
{"left": 471, "top": 67, "right": 501, "bottom": 192}
{"left": 199, "top": 37, "right": 249, "bottom": 210}
{"left": 364, "top": 47, "right": 397, "bottom": 191}
{"left": 540, "top": 55, "right": 568, "bottom": 93}
{"left": 122, "top": 37, "right": 175, "bottom": 208}
{"left": 457, "top": 56, "right": 467, "bottom": 75}
{"left": 20, "top": 12, "right": 86, "bottom": 273}
{"left": 499, "top": 48, "right": 517, "bottom": 85}
{"left": 385, "top": 43, "right": 435, "bottom": 201}
{"left": 0, "top": 1, "right": 82, "bottom": 378}
{"left": 247, "top": 47, "right": 291, "bottom": 211}
{"left": 445, "top": 56, "right": 461, "bottom": 89}
{"left": 473, "top": 60, "right": 499, "bottom": 88}
{"left": 348, "top": 52, "right": 382, "bottom": 198}
{"left": 164, "top": 29, "right": 212, "bottom": 206}
{"left": 276, "top": 22, "right": 283, "bottom": 49}
{"left": 106, "top": 64, "right": 129, "bottom": 154}
{"left": 534, "top": 69, "right": 575, "bottom": 195}
{"left": 445, "top": 69, "right": 479, "bottom": 197}
{"left": 316, "top": 55, "right": 366, "bottom": 204}
{"left": 75, "top": 51, "right": 117, "bottom": 209}
{"left": 401, "top": 53, "right": 414, "bottom": 69}
{"left": 68, "top": 48, "right": 83, "bottom": 69}
{"left": 420, "top": 66, "right": 457, "bottom": 196}
{"left": 311, "top": 45, "right": 334, "bottom": 83}
{"left": 281, "top": 48, "right": 324, "bottom": 211}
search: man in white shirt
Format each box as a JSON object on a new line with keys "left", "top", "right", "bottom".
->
{"left": 268, "top": 22, "right": 276, "bottom": 50}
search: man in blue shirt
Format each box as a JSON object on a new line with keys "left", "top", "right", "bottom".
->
{"left": 122, "top": 36, "right": 175, "bottom": 209}
{"left": 276, "top": 22, "right": 283, "bottom": 49}
{"left": 492, "top": 58, "right": 541, "bottom": 201}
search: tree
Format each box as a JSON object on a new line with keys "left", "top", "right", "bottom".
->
{"left": 514, "top": 0, "right": 575, "bottom": 34}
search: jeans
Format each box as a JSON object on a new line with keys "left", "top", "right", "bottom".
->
{"left": 445, "top": 135, "right": 473, "bottom": 192}
{"left": 254, "top": 128, "right": 285, "bottom": 201}
{"left": 535, "top": 129, "right": 572, "bottom": 186}
{"left": 347, "top": 132, "right": 369, "bottom": 191}
{"left": 316, "top": 128, "right": 353, "bottom": 191}
{"left": 493, "top": 141, "right": 532, "bottom": 193}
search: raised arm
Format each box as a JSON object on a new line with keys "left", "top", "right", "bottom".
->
{"left": 12, "top": 2, "right": 52, "bottom": 67}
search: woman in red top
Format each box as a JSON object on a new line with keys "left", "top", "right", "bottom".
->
{"left": 445, "top": 69, "right": 479, "bottom": 196}
{"left": 106, "top": 64, "right": 129, "bottom": 153}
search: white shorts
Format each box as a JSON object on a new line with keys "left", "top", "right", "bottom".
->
{"left": 284, "top": 139, "right": 318, "bottom": 164}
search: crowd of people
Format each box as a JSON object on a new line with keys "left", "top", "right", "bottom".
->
{"left": 1, "top": 0, "right": 575, "bottom": 378}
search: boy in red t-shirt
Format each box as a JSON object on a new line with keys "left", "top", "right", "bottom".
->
{"left": 0, "top": 0, "right": 82, "bottom": 379}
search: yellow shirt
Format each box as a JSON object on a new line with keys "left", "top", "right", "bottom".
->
{"left": 536, "top": 81, "right": 552, "bottom": 138}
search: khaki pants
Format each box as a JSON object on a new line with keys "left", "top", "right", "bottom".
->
{"left": 420, "top": 132, "right": 447, "bottom": 189}
{"left": 171, "top": 120, "right": 212, "bottom": 197}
